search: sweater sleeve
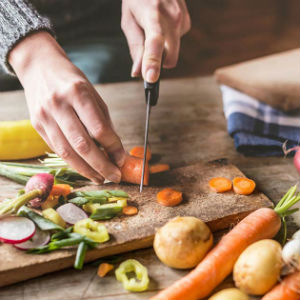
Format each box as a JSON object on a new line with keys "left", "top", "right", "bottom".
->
{"left": 0, "top": 0, "right": 53, "bottom": 75}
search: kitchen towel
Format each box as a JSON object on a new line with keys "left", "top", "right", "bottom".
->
{"left": 215, "top": 49, "right": 300, "bottom": 112}
{"left": 221, "top": 85, "right": 300, "bottom": 156}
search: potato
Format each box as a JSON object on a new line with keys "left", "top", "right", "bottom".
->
{"left": 208, "top": 288, "right": 249, "bottom": 300}
{"left": 233, "top": 239, "right": 282, "bottom": 295}
{"left": 153, "top": 216, "right": 213, "bottom": 269}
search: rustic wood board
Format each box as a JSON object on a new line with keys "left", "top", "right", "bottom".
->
{"left": 0, "top": 159, "right": 272, "bottom": 287}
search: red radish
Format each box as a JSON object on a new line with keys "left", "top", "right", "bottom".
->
{"left": 0, "top": 216, "right": 35, "bottom": 244}
{"left": 25, "top": 173, "right": 54, "bottom": 207}
{"left": 56, "top": 203, "right": 87, "bottom": 225}
{"left": 294, "top": 148, "right": 300, "bottom": 174}
{"left": 14, "top": 227, "right": 50, "bottom": 250}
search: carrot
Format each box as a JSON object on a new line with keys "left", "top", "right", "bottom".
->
{"left": 150, "top": 164, "right": 170, "bottom": 174}
{"left": 121, "top": 155, "right": 149, "bottom": 185}
{"left": 97, "top": 263, "right": 114, "bottom": 278}
{"left": 50, "top": 184, "right": 72, "bottom": 197}
{"left": 151, "top": 186, "right": 300, "bottom": 300}
{"left": 123, "top": 206, "right": 138, "bottom": 216}
{"left": 157, "top": 188, "right": 183, "bottom": 207}
{"left": 130, "top": 146, "right": 152, "bottom": 161}
{"left": 262, "top": 271, "right": 300, "bottom": 300}
{"left": 233, "top": 177, "right": 256, "bottom": 195}
{"left": 209, "top": 177, "right": 232, "bottom": 193}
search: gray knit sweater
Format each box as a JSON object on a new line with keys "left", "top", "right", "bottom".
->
{"left": 0, "top": 0, "right": 122, "bottom": 75}
{"left": 0, "top": 0, "right": 52, "bottom": 74}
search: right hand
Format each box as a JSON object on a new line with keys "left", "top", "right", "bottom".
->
{"left": 9, "top": 32, "right": 126, "bottom": 184}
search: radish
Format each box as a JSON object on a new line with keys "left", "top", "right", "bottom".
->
{"left": 25, "top": 173, "right": 54, "bottom": 207}
{"left": 0, "top": 216, "right": 35, "bottom": 244}
{"left": 283, "top": 142, "right": 300, "bottom": 175}
{"left": 294, "top": 148, "right": 300, "bottom": 174}
{"left": 56, "top": 203, "right": 88, "bottom": 225}
{"left": 14, "top": 227, "right": 50, "bottom": 250}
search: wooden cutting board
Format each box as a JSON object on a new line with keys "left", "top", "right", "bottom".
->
{"left": 0, "top": 159, "right": 273, "bottom": 287}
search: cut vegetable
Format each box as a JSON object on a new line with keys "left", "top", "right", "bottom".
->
{"left": 209, "top": 177, "right": 232, "bottom": 193}
{"left": 42, "top": 208, "right": 66, "bottom": 228}
{"left": 50, "top": 184, "right": 72, "bottom": 197}
{"left": 41, "top": 195, "right": 59, "bottom": 210}
{"left": 150, "top": 164, "right": 170, "bottom": 174}
{"left": 74, "top": 218, "right": 109, "bottom": 243}
{"left": 130, "top": 146, "right": 151, "bottom": 161}
{"left": 56, "top": 203, "right": 88, "bottom": 225}
{"left": 90, "top": 202, "right": 123, "bottom": 220}
{"left": 0, "top": 216, "right": 36, "bottom": 244}
{"left": 121, "top": 155, "right": 149, "bottom": 185}
{"left": 14, "top": 227, "right": 50, "bottom": 250}
{"left": 233, "top": 177, "right": 256, "bottom": 195}
{"left": 98, "top": 263, "right": 114, "bottom": 277}
{"left": 208, "top": 288, "right": 249, "bottom": 300}
{"left": 115, "top": 259, "right": 149, "bottom": 292}
{"left": 157, "top": 188, "right": 183, "bottom": 207}
{"left": 123, "top": 206, "right": 138, "bottom": 216}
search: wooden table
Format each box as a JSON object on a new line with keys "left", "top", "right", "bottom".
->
{"left": 0, "top": 76, "right": 298, "bottom": 300}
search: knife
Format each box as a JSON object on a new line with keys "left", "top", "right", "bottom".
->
{"left": 139, "top": 79, "right": 160, "bottom": 192}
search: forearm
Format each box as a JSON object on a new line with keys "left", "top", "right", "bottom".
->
{"left": 0, "top": 0, "right": 53, "bottom": 75}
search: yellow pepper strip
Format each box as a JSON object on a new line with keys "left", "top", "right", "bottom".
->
{"left": 0, "top": 120, "right": 51, "bottom": 160}
{"left": 41, "top": 196, "right": 59, "bottom": 210}
{"left": 74, "top": 218, "right": 109, "bottom": 243}
{"left": 115, "top": 259, "right": 149, "bottom": 292}
{"left": 42, "top": 208, "right": 66, "bottom": 228}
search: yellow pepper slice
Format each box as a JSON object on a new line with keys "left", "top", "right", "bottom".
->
{"left": 74, "top": 218, "right": 109, "bottom": 243}
{"left": 42, "top": 208, "right": 66, "bottom": 228}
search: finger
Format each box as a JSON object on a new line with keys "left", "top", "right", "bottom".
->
{"left": 53, "top": 103, "right": 123, "bottom": 183}
{"left": 121, "top": 11, "right": 144, "bottom": 77}
{"left": 163, "top": 33, "right": 180, "bottom": 68}
{"left": 43, "top": 116, "right": 105, "bottom": 184}
{"left": 178, "top": 0, "right": 191, "bottom": 35}
{"left": 142, "top": 29, "right": 164, "bottom": 83}
{"left": 72, "top": 88, "right": 126, "bottom": 168}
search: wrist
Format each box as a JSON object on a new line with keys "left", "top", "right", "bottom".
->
{"left": 8, "top": 31, "right": 66, "bottom": 84}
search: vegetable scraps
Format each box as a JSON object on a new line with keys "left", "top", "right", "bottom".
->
{"left": 209, "top": 177, "right": 232, "bottom": 193}
{"left": 115, "top": 259, "right": 149, "bottom": 292}
{"left": 150, "top": 185, "right": 300, "bottom": 300}
{"left": 97, "top": 263, "right": 114, "bottom": 278}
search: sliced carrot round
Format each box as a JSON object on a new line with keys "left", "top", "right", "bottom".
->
{"left": 97, "top": 263, "right": 114, "bottom": 278}
{"left": 130, "top": 146, "right": 152, "bottom": 161}
{"left": 157, "top": 188, "right": 183, "bottom": 207}
{"left": 150, "top": 164, "right": 170, "bottom": 174}
{"left": 233, "top": 177, "right": 256, "bottom": 195}
{"left": 123, "top": 206, "right": 138, "bottom": 216}
{"left": 209, "top": 177, "right": 232, "bottom": 193}
{"left": 50, "top": 184, "right": 72, "bottom": 197}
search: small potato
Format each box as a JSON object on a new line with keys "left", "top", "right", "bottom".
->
{"left": 233, "top": 239, "right": 282, "bottom": 295}
{"left": 208, "top": 288, "right": 249, "bottom": 300}
{"left": 154, "top": 216, "right": 213, "bottom": 269}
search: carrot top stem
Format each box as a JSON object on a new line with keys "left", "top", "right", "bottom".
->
{"left": 274, "top": 184, "right": 300, "bottom": 244}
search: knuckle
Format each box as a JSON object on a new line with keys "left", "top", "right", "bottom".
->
{"left": 151, "top": 0, "right": 162, "bottom": 10}
{"left": 69, "top": 79, "right": 89, "bottom": 94}
{"left": 46, "top": 92, "right": 61, "bottom": 108}
{"left": 31, "top": 118, "right": 42, "bottom": 132}
{"left": 56, "top": 147, "right": 72, "bottom": 160}
{"left": 172, "top": 9, "right": 182, "bottom": 25}
{"left": 73, "top": 136, "right": 91, "bottom": 155}
{"left": 35, "top": 106, "right": 47, "bottom": 121}
{"left": 92, "top": 124, "right": 109, "bottom": 141}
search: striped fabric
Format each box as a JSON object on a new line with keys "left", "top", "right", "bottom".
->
{"left": 221, "top": 85, "right": 300, "bottom": 156}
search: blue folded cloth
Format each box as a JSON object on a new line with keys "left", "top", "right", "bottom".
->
{"left": 221, "top": 85, "right": 300, "bottom": 156}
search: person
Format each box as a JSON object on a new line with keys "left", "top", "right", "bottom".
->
{"left": 0, "top": 0, "right": 191, "bottom": 184}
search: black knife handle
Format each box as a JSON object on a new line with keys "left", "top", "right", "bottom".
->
{"left": 144, "top": 80, "right": 159, "bottom": 106}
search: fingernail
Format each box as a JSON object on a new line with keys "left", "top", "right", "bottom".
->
{"left": 108, "top": 173, "right": 121, "bottom": 183}
{"left": 131, "top": 63, "right": 138, "bottom": 78}
{"left": 146, "top": 68, "right": 158, "bottom": 83}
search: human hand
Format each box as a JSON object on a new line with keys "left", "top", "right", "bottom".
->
{"left": 9, "top": 32, "right": 126, "bottom": 184}
{"left": 121, "top": 0, "right": 191, "bottom": 82}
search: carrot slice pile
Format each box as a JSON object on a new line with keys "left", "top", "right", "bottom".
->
{"left": 209, "top": 177, "right": 232, "bottom": 193}
{"left": 123, "top": 206, "right": 138, "bottom": 216}
{"left": 97, "top": 263, "right": 114, "bottom": 278}
{"left": 130, "top": 146, "right": 152, "bottom": 161}
{"left": 157, "top": 188, "right": 183, "bottom": 207}
{"left": 233, "top": 177, "right": 256, "bottom": 195}
{"left": 150, "top": 164, "right": 170, "bottom": 174}
{"left": 50, "top": 184, "right": 72, "bottom": 197}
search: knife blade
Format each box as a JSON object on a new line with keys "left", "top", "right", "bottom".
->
{"left": 140, "top": 80, "right": 160, "bottom": 192}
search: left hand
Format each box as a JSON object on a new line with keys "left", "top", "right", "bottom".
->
{"left": 121, "top": 0, "right": 191, "bottom": 83}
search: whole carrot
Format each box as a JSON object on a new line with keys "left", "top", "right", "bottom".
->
{"left": 262, "top": 271, "right": 300, "bottom": 300}
{"left": 151, "top": 185, "right": 300, "bottom": 300}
